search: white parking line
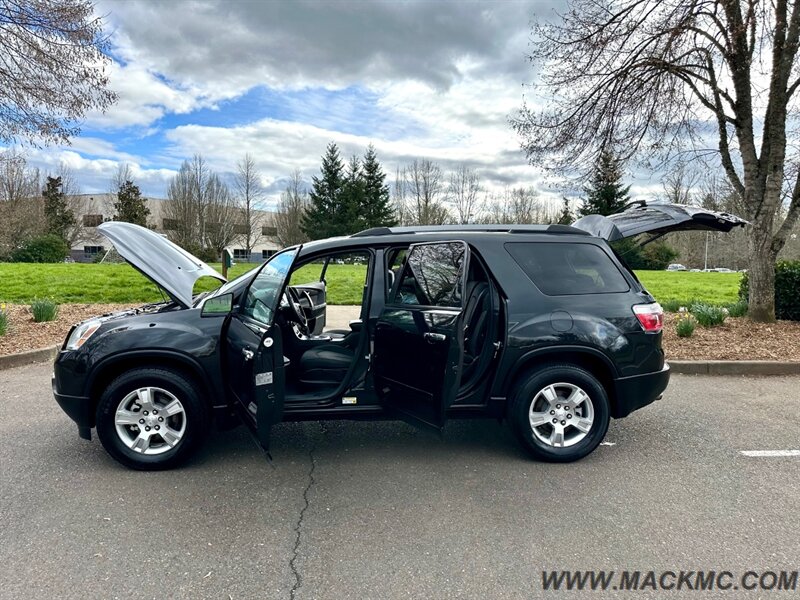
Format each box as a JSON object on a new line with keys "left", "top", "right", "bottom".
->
{"left": 739, "top": 450, "right": 800, "bottom": 457}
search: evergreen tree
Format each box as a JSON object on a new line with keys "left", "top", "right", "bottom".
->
{"left": 557, "top": 197, "right": 573, "bottom": 224}
{"left": 578, "top": 150, "right": 630, "bottom": 216}
{"left": 114, "top": 180, "right": 150, "bottom": 226}
{"left": 361, "top": 144, "right": 397, "bottom": 228}
{"left": 302, "top": 142, "right": 346, "bottom": 239}
{"left": 42, "top": 176, "right": 75, "bottom": 242}
{"left": 340, "top": 154, "right": 365, "bottom": 232}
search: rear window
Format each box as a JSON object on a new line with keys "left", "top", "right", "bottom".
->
{"left": 505, "top": 242, "right": 629, "bottom": 295}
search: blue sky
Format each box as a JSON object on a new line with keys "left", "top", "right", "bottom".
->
{"left": 11, "top": 0, "right": 667, "bottom": 207}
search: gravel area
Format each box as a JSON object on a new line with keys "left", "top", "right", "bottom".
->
{"left": 662, "top": 313, "right": 800, "bottom": 361}
{"left": 1, "top": 303, "right": 798, "bottom": 361}
{"left": 0, "top": 303, "right": 136, "bottom": 356}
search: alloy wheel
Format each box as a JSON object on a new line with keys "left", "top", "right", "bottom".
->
{"left": 114, "top": 387, "right": 187, "bottom": 455}
{"left": 528, "top": 382, "right": 595, "bottom": 448}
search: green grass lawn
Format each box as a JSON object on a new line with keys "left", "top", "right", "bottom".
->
{"left": 0, "top": 261, "right": 369, "bottom": 305}
{"left": 0, "top": 261, "right": 741, "bottom": 307}
{"left": 636, "top": 270, "right": 742, "bottom": 305}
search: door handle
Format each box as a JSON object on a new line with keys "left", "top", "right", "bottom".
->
{"left": 424, "top": 332, "right": 447, "bottom": 343}
{"left": 242, "top": 348, "right": 254, "bottom": 361}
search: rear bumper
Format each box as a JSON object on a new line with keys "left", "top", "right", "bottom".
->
{"left": 612, "top": 362, "right": 670, "bottom": 418}
{"left": 52, "top": 373, "right": 93, "bottom": 440}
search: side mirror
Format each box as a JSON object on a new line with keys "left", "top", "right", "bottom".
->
{"left": 201, "top": 292, "right": 233, "bottom": 316}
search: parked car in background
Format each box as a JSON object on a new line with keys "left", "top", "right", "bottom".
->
{"left": 52, "top": 202, "right": 746, "bottom": 470}
{"left": 666, "top": 263, "right": 687, "bottom": 271}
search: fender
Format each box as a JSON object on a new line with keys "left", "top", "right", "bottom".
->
{"left": 502, "top": 344, "right": 619, "bottom": 397}
{"left": 85, "top": 348, "right": 225, "bottom": 408}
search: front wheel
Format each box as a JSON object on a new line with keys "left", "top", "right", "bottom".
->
{"left": 96, "top": 368, "right": 209, "bottom": 470}
{"left": 509, "top": 364, "right": 610, "bottom": 462}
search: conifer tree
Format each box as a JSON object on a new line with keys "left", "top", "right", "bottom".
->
{"left": 302, "top": 142, "right": 345, "bottom": 239}
{"left": 360, "top": 144, "right": 397, "bottom": 228}
{"left": 114, "top": 180, "right": 150, "bottom": 226}
{"left": 579, "top": 150, "right": 630, "bottom": 216}
{"left": 42, "top": 176, "right": 75, "bottom": 242}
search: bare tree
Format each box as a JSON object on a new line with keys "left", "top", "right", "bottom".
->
{"left": 0, "top": 0, "right": 116, "bottom": 145}
{"left": 448, "top": 164, "right": 482, "bottom": 224}
{"left": 0, "top": 149, "right": 43, "bottom": 256}
{"left": 482, "top": 187, "right": 554, "bottom": 224}
{"left": 203, "top": 174, "right": 239, "bottom": 260}
{"left": 513, "top": 0, "right": 800, "bottom": 321}
{"left": 661, "top": 164, "right": 701, "bottom": 206}
{"left": 164, "top": 154, "right": 237, "bottom": 258}
{"left": 234, "top": 153, "right": 265, "bottom": 254}
{"left": 398, "top": 159, "right": 450, "bottom": 225}
{"left": 165, "top": 157, "right": 204, "bottom": 250}
{"left": 274, "top": 170, "right": 309, "bottom": 248}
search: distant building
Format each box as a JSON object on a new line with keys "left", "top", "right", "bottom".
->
{"left": 67, "top": 194, "right": 281, "bottom": 264}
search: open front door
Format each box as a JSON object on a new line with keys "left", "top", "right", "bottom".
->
{"left": 225, "top": 248, "right": 298, "bottom": 454}
{"left": 372, "top": 241, "right": 469, "bottom": 431}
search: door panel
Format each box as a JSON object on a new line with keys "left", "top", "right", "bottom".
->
{"left": 225, "top": 315, "right": 285, "bottom": 453}
{"left": 373, "top": 241, "right": 469, "bottom": 431}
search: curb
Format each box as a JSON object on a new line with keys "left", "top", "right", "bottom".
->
{"left": 670, "top": 360, "right": 800, "bottom": 376}
{"left": 0, "top": 345, "right": 59, "bottom": 371}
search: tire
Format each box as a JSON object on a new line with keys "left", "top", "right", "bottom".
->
{"left": 96, "top": 368, "right": 209, "bottom": 470}
{"left": 508, "top": 364, "right": 610, "bottom": 462}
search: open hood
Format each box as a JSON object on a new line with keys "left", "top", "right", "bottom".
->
{"left": 572, "top": 202, "right": 748, "bottom": 242}
{"left": 97, "top": 222, "right": 225, "bottom": 308}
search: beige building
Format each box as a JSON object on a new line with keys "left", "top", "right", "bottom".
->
{"left": 68, "top": 194, "right": 281, "bottom": 263}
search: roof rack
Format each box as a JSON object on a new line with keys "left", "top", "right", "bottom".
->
{"left": 350, "top": 224, "right": 589, "bottom": 237}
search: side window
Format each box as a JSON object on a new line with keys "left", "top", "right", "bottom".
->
{"left": 288, "top": 251, "right": 370, "bottom": 306}
{"left": 505, "top": 242, "right": 629, "bottom": 295}
{"left": 289, "top": 257, "right": 325, "bottom": 285}
{"left": 242, "top": 249, "right": 298, "bottom": 325}
{"left": 392, "top": 242, "right": 466, "bottom": 307}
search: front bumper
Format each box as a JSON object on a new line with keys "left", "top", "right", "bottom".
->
{"left": 52, "top": 372, "right": 93, "bottom": 440}
{"left": 612, "top": 362, "right": 670, "bottom": 418}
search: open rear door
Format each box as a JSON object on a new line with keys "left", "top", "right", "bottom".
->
{"left": 372, "top": 241, "right": 469, "bottom": 431}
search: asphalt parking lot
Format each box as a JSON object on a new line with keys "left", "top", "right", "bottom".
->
{"left": 1, "top": 363, "right": 798, "bottom": 599}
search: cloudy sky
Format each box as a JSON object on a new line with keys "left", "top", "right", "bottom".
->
{"left": 18, "top": 0, "right": 662, "bottom": 206}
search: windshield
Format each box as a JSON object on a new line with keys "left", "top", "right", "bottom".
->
{"left": 241, "top": 248, "right": 299, "bottom": 325}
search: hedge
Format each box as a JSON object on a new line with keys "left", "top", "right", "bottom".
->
{"left": 739, "top": 260, "right": 800, "bottom": 321}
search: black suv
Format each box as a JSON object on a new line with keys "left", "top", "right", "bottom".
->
{"left": 53, "top": 203, "right": 746, "bottom": 469}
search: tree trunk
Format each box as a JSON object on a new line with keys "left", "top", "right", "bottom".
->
{"left": 747, "top": 215, "right": 777, "bottom": 322}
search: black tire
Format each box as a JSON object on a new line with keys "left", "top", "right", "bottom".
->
{"left": 508, "top": 364, "right": 610, "bottom": 462}
{"left": 96, "top": 368, "right": 209, "bottom": 470}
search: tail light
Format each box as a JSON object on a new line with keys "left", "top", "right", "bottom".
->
{"left": 633, "top": 303, "right": 664, "bottom": 333}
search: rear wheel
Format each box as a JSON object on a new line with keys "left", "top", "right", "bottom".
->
{"left": 509, "top": 364, "right": 610, "bottom": 462}
{"left": 96, "top": 368, "right": 209, "bottom": 470}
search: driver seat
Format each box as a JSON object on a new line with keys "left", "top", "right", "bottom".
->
{"left": 298, "top": 343, "right": 355, "bottom": 388}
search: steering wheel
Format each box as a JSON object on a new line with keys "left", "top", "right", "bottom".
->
{"left": 285, "top": 287, "right": 309, "bottom": 332}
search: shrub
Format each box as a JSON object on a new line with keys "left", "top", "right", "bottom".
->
{"left": 0, "top": 303, "right": 8, "bottom": 336}
{"left": 725, "top": 300, "right": 748, "bottom": 318}
{"left": 739, "top": 260, "right": 800, "bottom": 321}
{"left": 10, "top": 235, "right": 69, "bottom": 263}
{"left": 30, "top": 298, "right": 59, "bottom": 322}
{"left": 661, "top": 299, "right": 683, "bottom": 313}
{"left": 611, "top": 238, "right": 679, "bottom": 270}
{"left": 675, "top": 313, "right": 696, "bottom": 337}
{"left": 692, "top": 303, "right": 728, "bottom": 327}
